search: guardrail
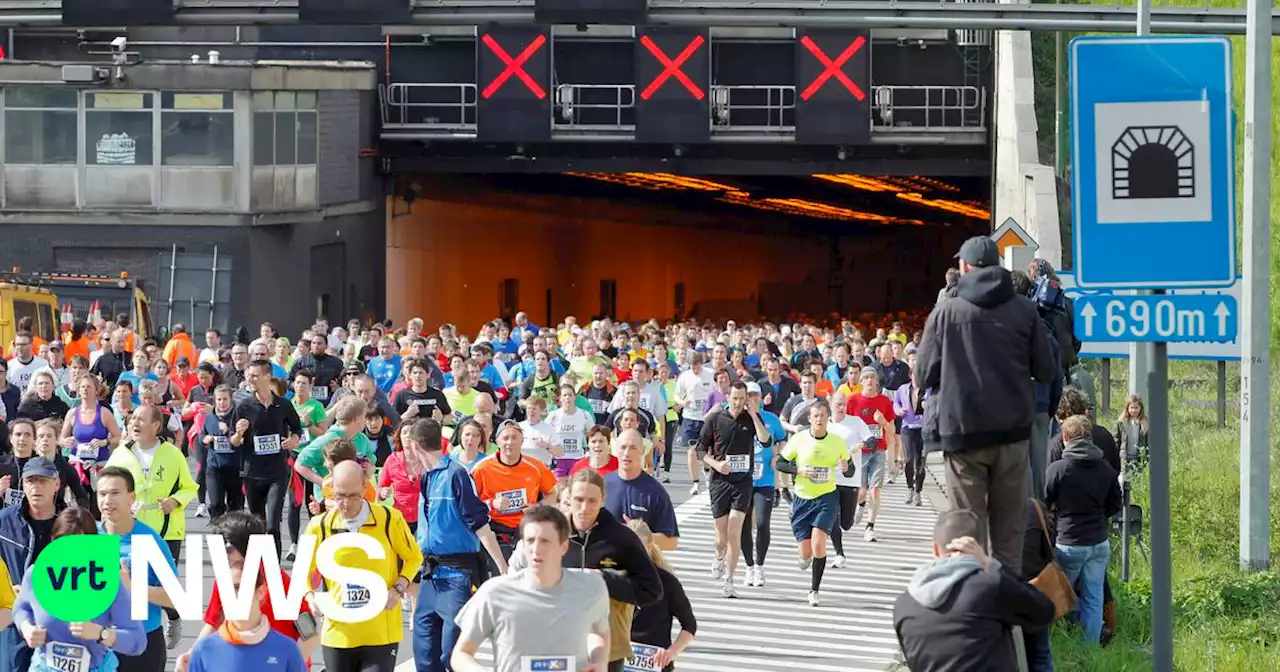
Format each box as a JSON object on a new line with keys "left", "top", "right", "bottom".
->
{"left": 380, "top": 82, "right": 986, "bottom": 140}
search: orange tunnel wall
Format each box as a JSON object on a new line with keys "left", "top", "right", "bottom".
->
{"left": 386, "top": 191, "right": 976, "bottom": 330}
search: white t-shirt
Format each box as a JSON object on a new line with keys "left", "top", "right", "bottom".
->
{"left": 675, "top": 368, "right": 716, "bottom": 422}
{"left": 7, "top": 356, "right": 51, "bottom": 392}
{"left": 829, "top": 416, "right": 873, "bottom": 488}
{"left": 519, "top": 420, "right": 556, "bottom": 466}
{"left": 607, "top": 380, "right": 668, "bottom": 418}
{"left": 546, "top": 408, "right": 593, "bottom": 461}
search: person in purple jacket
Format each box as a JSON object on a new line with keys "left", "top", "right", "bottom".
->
{"left": 893, "top": 352, "right": 928, "bottom": 506}
{"left": 14, "top": 506, "right": 146, "bottom": 672}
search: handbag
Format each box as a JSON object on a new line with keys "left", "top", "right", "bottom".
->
{"left": 1028, "top": 498, "right": 1077, "bottom": 620}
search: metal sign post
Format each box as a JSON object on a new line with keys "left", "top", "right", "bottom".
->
{"left": 1240, "top": 0, "right": 1272, "bottom": 572}
{"left": 1070, "top": 32, "right": 1236, "bottom": 672}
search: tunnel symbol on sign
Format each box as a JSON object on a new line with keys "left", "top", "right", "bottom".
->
{"left": 1111, "top": 125, "right": 1195, "bottom": 200}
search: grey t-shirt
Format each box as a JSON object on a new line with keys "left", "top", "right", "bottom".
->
{"left": 456, "top": 568, "right": 610, "bottom": 672}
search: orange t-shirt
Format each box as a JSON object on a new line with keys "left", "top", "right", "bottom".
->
{"left": 321, "top": 476, "right": 377, "bottom": 504}
{"left": 470, "top": 455, "right": 558, "bottom": 529}
{"left": 64, "top": 336, "right": 92, "bottom": 363}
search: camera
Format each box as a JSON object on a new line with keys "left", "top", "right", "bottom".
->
{"left": 110, "top": 36, "right": 127, "bottom": 52}
{"left": 1027, "top": 275, "right": 1067, "bottom": 317}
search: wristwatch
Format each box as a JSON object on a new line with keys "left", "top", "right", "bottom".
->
{"left": 97, "top": 627, "right": 114, "bottom": 646}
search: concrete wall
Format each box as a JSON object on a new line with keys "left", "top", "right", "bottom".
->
{"left": 385, "top": 189, "right": 973, "bottom": 329}
{"left": 992, "top": 0, "right": 1062, "bottom": 267}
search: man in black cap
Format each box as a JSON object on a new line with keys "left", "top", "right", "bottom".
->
{"left": 914, "top": 236, "right": 1056, "bottom": 578}
{"left": 0, "top": 457, "right": 62, "bottom": 672}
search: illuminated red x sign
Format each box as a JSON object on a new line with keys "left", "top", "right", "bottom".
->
{"left": 481, "top": 33, "right": 547, "bottom": 100}
{"left": 639, "top": 34, "right": 706, "bottom": 101}
{"left": 799, "top": 35, "right": 866, "bottom": 101}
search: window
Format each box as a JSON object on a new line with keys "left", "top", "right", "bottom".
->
{"left": 600, "top": 280, "right": 617, "bottom": 320}
{"left": 161, "top": 92, "right": 234, "bottom": 166}
{"left": 39, "top": 303, "right": 58, "bottom": 343}
{"left": 12, "top": 301, "right": 38, "bottom": 336}
{"left": 85, "top": 92, "right": 155, "bottom": 166}
{"left": 3, "top": 87, "right": 77, "bottom": 165}
{"left": 254, "top": 90, "right": 318, "bottom": 166}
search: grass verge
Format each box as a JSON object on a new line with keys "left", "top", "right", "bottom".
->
{"left": 1048, "top": 360, "right": 1280, "bottom": 670}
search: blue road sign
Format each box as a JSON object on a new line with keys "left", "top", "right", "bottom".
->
{"left": 1074, "top": 294, "right": 1237, "bottom": 343}
{"left": 1070, "top": 36, "right": 1236, "bottom": 290}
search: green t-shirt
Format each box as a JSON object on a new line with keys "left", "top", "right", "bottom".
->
{"left": 445, "top": 387, "right": 479, "bottom": 420}
{"left": 575, "top": 395, "right": 594, "bottom": 415}
{"left": 296, "top": 425, "right": 375, "bottom": 477}
{"left": 782, "top": 429, "right": 848, "bottom": 500}
{"left": 292, "top": 397, "right": 327, "bottom": 443}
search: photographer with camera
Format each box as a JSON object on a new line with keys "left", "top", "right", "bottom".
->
{"left": 916, "top": 236, "right": 1057, "bottom": 578}
{"left": 1010, "top": 270, "right": 1064, "bottom": 500}
{"left": 1027, "top": 259, "right": 1081, "bottom": 382}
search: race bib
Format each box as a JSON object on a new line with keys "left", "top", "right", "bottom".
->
{"left": 589, "top": 398, "right": 608, "bottom": 414}
{"left": 75, "top": 443, "right": 97, "bottom": 461}
{"left": 624, "top": 643, "right": 662, "bottom": 672}
{"left": 6, "top": 490, "right": 24, "bottom": 507}
{"left": 869, "top": 424, "right": 884, "bottom": 439}
{"left": 213, "top": 436, "right": 234, "bottom": 453}
{"left": 43, "top": 643, "right": 90, "bottom": 672}
{"left": 690, "top": 398, "right": 705, "bottom": 413}
{"left": 808, "top": 466, "right": 832, "bottom": 484}
{"left": 497, "top": 488, "right": 528, "bottom": 514}
{"left": 521, "top": 657, "right": 575, "bottom": 672}
{"left": 560, "top": 437, "right": 584, "bottom": 460}
{"left": 313, "top": 386, "right": 329, "bottom": 401}
{"left": 752, "top": 461, "right": 764, "bottom": 480}
{"left": 639, "top": 396, "right": 651, "bottom": 411}
{"left": 727, "top": 454, "right": 750, "bottom": 474}
{"left": 253, "top": 433, "right": 282, "bottom": 456}
{"left": 340, "top": 584, "right": 371, "bottom": 609}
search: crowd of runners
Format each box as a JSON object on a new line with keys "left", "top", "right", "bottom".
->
{"left": 0, "top": 239, "right": 1128, "bottom": 672}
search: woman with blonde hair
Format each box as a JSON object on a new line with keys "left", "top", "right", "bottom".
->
{"left": 626, "top": 518, "right": 697, "bottom": 672}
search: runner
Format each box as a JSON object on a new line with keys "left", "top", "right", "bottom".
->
{"left": 603, "top": 429, "right": 678, "bottom": 551}
{"left": 451, "top": 504, "right": 610, "bottom": 672}
{"left": 199, "top": 385, "right": 244, "bottom": 518}
{"left": 828, "top": 394, "right": 874, "bottom": 569}
{"left": 570, "top": 426, "right": 618, "bottom": 477}
{"left": 0, "top": 456, "right": 62, "bottom": 672}
{"left": 470, "top": 422, "right": 559, "bottom": 559}
{"left": 14, "top": 507, "right": 147, "bottom": 670}
{"left": 774, "top": 399, "right": 854, "bottom": 606}
{"left": 410, "top": 418, "right": 509, "bottom": 672}
{"left": 696, "top": 381, "right": 772, "bottom": 598}
{"left": 739, "top": 381, "right": 785, "bottom": 587}
{"left": 106, "top": 404, "right": 199, "bottom": 648}
{"left": 184, "top": 565, "right": 307, "bottom": 672}
{"left": 674, "top": 352, "right": 715, "bottom": 495}
{"left": 893, "top": 353, "right": 927, "bottom": 506}
{"left": 626, "top": 519, "right": 697, "bottom": 672}
{"left": 546, "top": 385, "right": 593, "bottom": 477}
{"left": 231, "top": 359, "right": 303, "bottom": 554}
{"left": 97, "top": 465, "right": 177, "bottom": 672}
{"left": 301, "top": 460, "right": 422, "bottom": 672}
{"left": 845, "top": 369, "right": 896, "bottom": 542}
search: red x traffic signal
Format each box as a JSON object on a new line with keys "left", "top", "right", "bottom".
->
{"left": 639, "top": 34, "right": 706, "bottom": 101}
{"left": 799, "top": 35, "right": 866, "bottom": 102}
{"left": 481, "top": 33, "right": 547, "bottom": 99}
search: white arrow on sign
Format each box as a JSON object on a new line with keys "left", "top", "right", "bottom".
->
{"left": 1214, "top": 301, "right": 1230, "bottom": 337}
{"left": 1080, "top": 301, "right": 1097, "bottom": 337}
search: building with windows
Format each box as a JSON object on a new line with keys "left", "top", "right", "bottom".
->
{"left": 0, "top": 58, "right": 385, "bottom": 337}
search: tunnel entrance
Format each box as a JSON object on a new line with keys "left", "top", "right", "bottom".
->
{"left": 386, "top": 171, "right": 990, "bottom": 328}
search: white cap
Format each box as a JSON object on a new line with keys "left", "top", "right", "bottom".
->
{"left": 746, "top": 382, "right": 762, "bottom": 395}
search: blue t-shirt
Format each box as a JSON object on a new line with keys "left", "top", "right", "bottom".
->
{"left": 753, "top": 408, "right": 785, "bottom": 488}
{"left": 99, "top": 519, "right": 175, "bottom": 633}
{"left": 367, "top": 355, "right": 403, "bottom": 394}
{"left": 188, "top": 628, "right": 307, "bottom": 672}
{"left": 603, "top": 472, "right": 679, "bottom": 539}
{"left": 116, "top": 371, "right": 159, "bottom": 405}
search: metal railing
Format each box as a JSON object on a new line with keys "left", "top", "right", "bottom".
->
{"left": 871, "top": 84, "right": 986, "bottom": 131}
{"left": 380, "top": 81, "right": 987, "bottom": 137}
{"left": 379, "top": 82, "right": 477, "bottom": 130}
{"left": 554, "top": 84, "right": 636, "bottom": 130}
{"left": 711, "top": 85, "right": 796, "bottom": 133}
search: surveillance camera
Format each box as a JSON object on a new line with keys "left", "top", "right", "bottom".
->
{"left": 110, "top": 37, "right": 127, "bottom": 51}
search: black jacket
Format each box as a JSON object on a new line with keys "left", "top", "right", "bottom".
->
{"left": 1044, "top": 438, "right": 1123, "bottom": 547}
{"left": 565, "top": 508, "right": 664, "bottom": 608}
{"left": 16, "top": 395, "right": 70, "bottom": 422}
{"left": 916, "top": 266, "right": 1057, "bottom": 453}
{"left": 894, "top": 556, "right": 1055, "bottom": 672}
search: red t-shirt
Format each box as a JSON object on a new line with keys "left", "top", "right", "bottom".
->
{"left": 570, "top": 455, "right": 619, "bottom": 477}
{"left": 844, "top": 393, "right": 895, "bottom": 451}
{"left": 203, "top": 568, "right": 304, "bottom": 641}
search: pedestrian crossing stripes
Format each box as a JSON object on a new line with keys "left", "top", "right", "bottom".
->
{"left": 664, "top": 482, "right": 937, "bottom": 672}
{"left": 394, "top": 475, "right": 939, "bottom": 672}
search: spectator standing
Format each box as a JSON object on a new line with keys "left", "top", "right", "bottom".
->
{"left": 915, "top": 236, "right": 1057, "bottom": 577}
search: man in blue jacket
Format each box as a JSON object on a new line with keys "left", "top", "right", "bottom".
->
{"left": 1011, "top": 270, "right": 1064, "bottom": 500}
{"left": 0, "top": 458, "right": 61, "bottom": 672}
{"left": 410, "top": 419, "right": 509, "bottom": 672}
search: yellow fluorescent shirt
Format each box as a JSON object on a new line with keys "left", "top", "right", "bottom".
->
{"left": 0, "top": 558, "right": 15, "bottom": 609}
{"left": 303, "top": 503, "right": 424, "bottom": 648}
{"left": 781, "top": 429, "right": 847, "bottom": 500}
